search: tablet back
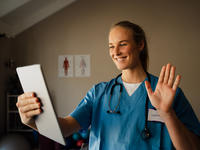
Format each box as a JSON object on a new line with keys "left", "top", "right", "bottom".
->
{"left": 16, "top": 64, "right": 66, "bottom": 146}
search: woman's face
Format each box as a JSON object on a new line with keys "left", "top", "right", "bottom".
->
{"left": 109, "top": 26, "right": 143, "bottom": 71}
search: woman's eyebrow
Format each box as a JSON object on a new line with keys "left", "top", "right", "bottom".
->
{"left": 109, "top": 40, "right": 129, "bottom": 45}
{"left": 119, "top": 40, "right": 129, "bottom": 43}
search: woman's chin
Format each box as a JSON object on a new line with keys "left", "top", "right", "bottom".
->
{"left": 116, "top": 65, "right": 127, "bottom": 71}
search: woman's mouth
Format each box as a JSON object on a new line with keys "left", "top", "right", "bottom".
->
{"left": 115, "top": 56, "right": 127, "bottom": 62}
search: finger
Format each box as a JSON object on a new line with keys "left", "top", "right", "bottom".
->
{"left": 164, "top": 63, "right": 171, "bottom": 84}
{"left": 25, "top": 109, "right": 42, "bottom": 118}
{"left": 145, "top": 80, "right": 153, "bottom": 96}
{"left": 168, "top": 66, "right": 176, "bottom": 87}
{"left": 172, "top": 75, "right": 181, "bottom": 91}
{"left": 18, "top": 92, "right": 36, "bottom": 100}
{"left": 17, "top": 97, "right": 39, "bottom": 107}
{"left": 158, "top": 66, "right": 166, "bottom": 83}
{"left": 19, "top": 103, "right": 41, "bottom": 113}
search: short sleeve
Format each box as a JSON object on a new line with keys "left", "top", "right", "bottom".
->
{"left": 69, "top": 87, "right": 94, "bottom": 129}
{"left": 173, "top": 88, "right": 200, "bottom": 136}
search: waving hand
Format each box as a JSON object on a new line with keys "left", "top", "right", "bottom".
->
{"left": 145, "top": 64, "right": 181, "bottom": 114}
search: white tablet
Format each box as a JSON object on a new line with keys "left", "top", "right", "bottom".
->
{"left": 16, "top": 64, "right": 66, "bottom": 146}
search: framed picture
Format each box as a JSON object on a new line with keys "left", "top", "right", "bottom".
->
{"left": 58, "top": 55, "right": 73, "bottom": 78}
{"left": 75, "top": 55, "right": 90, "bottom": 77}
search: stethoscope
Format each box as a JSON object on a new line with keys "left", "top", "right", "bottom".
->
{"left": 107, "top": 73, "right": 151, "bottom": 140}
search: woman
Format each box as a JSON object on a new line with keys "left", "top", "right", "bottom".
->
{"left": 17, "top": 21, "right": 200, "bottom": 150}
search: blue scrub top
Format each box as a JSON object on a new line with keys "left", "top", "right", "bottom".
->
{"left": 70, "top": 74, "right": 200, "bottom": 150}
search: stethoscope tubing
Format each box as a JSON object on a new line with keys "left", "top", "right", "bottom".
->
{"left": 107, "top": 72, "right": 152, "bottom": 140}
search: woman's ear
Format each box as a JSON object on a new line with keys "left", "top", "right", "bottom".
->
{"left": 138, "top": 40, "right": 145, "bottom": 51}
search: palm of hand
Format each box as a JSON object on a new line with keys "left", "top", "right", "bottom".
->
{"left": 145, "top": 64, "right": 181, "bottom": 114}
{"left": 150, "top": 82, "right": 176, "bottom": 113}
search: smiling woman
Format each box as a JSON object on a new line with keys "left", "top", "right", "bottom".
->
{"left": 110, "top": 21, "right": 148, "bottom": 70}
{"left": 109, "top": 21, "right": 148, "bottom": 84}
{"left": 16, "top": 21, "right": 200, "bottom": 150}
{"left": 109, "top": 26, "right": 141, "bottom": 70}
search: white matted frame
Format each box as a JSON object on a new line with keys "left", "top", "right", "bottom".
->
{"left": 75, "top": 55, "right": 90, "bottom": 77}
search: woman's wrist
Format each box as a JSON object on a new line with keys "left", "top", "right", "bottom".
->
{"left": 158, "top": 108, "right": 176, "bottom": 122}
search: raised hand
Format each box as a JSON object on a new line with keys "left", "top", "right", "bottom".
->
{"left": 145, "top": 64, "right": 181, "bottom": 114}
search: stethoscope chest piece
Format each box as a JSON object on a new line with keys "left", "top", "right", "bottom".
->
{"left": 141, "top": 128, "right": 151, "bottom": 140}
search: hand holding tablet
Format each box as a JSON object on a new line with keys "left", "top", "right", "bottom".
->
{"left": 16, "top": 64, "right": 66, "bottom": 146}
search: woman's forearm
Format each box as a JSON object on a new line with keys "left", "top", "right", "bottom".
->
{"left": 58, "top": 116, "right": 81, "bottom": 137}
{"left": 160, "top": 110, "right": 200, "bottom": 150}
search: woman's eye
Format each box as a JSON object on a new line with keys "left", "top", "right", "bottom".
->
{"left": 120, "top": 43, "right": 127, "bottom": 46}
{"left": 109, "top": 46, "right": 114, "bottom": 49}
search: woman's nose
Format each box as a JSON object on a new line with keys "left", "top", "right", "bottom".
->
{"left": 113, "top": 46, "right": 120, "bottom": 55}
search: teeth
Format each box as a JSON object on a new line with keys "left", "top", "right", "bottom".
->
{"left": 118, "top": 58, "right": 124, "bottom": 61}
{"left": 115, "top": 57, "right": 126, "bottom": 62}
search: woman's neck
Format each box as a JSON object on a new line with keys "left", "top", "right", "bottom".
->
{"left": 122, "top": 67, "right": 147, "bottom": 83}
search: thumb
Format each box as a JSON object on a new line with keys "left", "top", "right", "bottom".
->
{"left": 145, "top": 80, "right": 153, "bottom": 97}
